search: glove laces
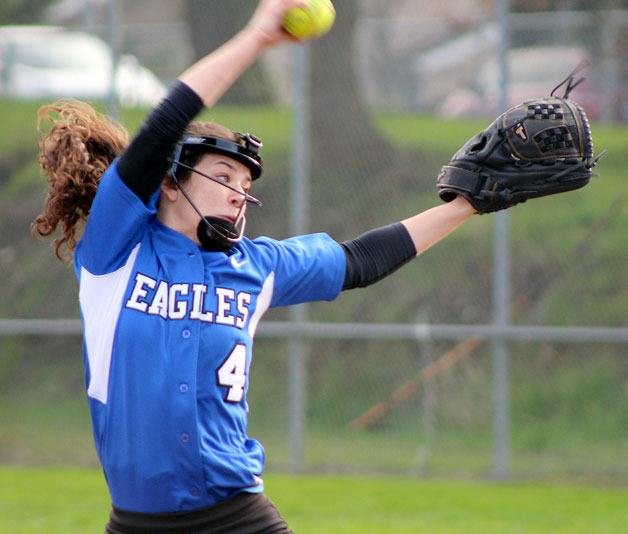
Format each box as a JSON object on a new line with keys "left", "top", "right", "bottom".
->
{"left": 550, "top": 60, "right": 590, "bottom": 99}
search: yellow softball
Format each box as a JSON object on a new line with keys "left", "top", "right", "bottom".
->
{"left": 283, "top": 0, "right": 336, "bottom": 40}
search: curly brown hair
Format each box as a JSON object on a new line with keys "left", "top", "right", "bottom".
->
{"left": 33, "top": 99, "right": 238, "bottom": 262}
{"left": 33, "top": 100, "right": 129, "bottom": 261}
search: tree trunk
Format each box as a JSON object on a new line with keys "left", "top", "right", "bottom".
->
{"left": 309, "top": 0, "right": 394, "bottom": 177}
{"left": 183, "top": 0, "right": 274, "bottom": 104}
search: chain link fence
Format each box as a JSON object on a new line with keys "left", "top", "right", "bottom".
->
{"left": 1, "top": 0, "right": 627, "bottom": 482}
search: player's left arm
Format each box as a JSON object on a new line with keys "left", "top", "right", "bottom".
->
{"left": 341, "top": 196, "right": 473, "bottom": 290}
{"left": 400, "top": 196, "right": 474, "bottom": 255}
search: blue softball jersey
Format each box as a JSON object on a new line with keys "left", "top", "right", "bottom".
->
{"left": 74, "top": 161, "right": 346, "bottom": 513}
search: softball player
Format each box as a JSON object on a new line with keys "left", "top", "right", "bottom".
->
{"left": 34, "top": 1, "right": 473, "bottom": 531}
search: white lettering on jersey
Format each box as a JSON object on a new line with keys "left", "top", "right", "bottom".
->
{"left": 235, "top": 292, "right": 251, "bottom": 329}
{"left": 147, "top": 280, "right": 168, "bottom": 318}
{"left": 168, "top": 283, "right": 189, "bottom": 319}
{"left": 124, "top": 277, "right": 251, "bottom": 328}
{"left": 190, "top": 284, "right": 214, "bottom": 322}
{"left": 215, "top": 287, "right": 236, "bottom": 326}
{"left": 126, "top": 273, "right": 156, "bottom": 312}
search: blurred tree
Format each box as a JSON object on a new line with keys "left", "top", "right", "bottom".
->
{"left": 184, "top": 0, "right": 404, "bottom": 178}
{"left": 0, "top": 0, "right": 55, "bottom": 23}
{"left": 184, "top": 0, "right": 274, "bottom": 104}
{"left": 309, "top": 0, "right": 395, "bottom": 176}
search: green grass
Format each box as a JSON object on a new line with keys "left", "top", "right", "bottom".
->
{"left": 2, "top": 466, "right": 628, "bottom": 533}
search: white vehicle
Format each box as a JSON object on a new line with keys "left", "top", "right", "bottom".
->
{"left": 0, "top": 25, "right": 166, "bottom": 107}
{"left": 438, "top": 46, "right": 602, "bottom": 119}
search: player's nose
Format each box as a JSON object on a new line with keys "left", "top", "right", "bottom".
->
{"left": 228, "top": 188, "right": 246, "bottom": 208}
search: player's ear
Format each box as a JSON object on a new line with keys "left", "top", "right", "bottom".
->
{"left": 160, "top": 178, "right": 179, "bottom": 202}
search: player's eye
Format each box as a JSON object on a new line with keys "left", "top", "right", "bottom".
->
{"left": 214, "top": 175, "right": 230, "bottom": 184}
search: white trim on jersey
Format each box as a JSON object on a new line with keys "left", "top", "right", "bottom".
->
{"left": 80, "top": 243, "right": 141, "bottom": 404}
{"left": 247, "top": 271, "right": 274, "bottom": 338}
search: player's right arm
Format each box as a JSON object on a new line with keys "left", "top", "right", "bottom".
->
{"left": 78, "top": 1, "right": 301, "bottom": 273}
{"left": 118, "top": 0, "right": 303, "bottom": 204}
{"left": 178, "top": 0, "right": 303, "bottom": 107}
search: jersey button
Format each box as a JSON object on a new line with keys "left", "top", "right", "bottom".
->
{"left": 179, "top": 383, "right": 189, "bottom": 393}
{"left": 190, "top": 487, "right": 199, "bottom": 497}
{"left": 181, "top": 433, "right": 190, "bottom": 443}
{"left": 182, "top": 329, "right": 191, "bottom": 339}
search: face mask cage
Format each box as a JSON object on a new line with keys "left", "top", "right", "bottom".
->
{"left": 167, "top": 133, "right": 264, "bottom": 249}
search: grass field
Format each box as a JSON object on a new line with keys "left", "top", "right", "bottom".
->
{"left": 2, "top": 466, "right": 628, "bottom": 533}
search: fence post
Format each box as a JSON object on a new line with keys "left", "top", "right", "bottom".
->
{"left": 492, "top": 0, "right": 511, "bottom": 480}
{"left": 288, "top": 42, "right": 311, "bottom": 472}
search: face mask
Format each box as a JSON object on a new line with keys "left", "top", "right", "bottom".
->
{"left": 168, "top": 134, "right": 264, "bottom": 250}
{"left": 196, "top": 213, "right": 244, "bottom": 252}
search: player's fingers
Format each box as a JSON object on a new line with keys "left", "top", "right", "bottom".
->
{"left": 248, "top": 0, "right": 308, "bottom": 46}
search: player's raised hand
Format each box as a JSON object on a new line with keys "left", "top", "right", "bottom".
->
{"left": 245, "top": 0, "right": 308, "bottom": 47}
{"left": 178, "top": 0, "right": 306, "bottom": 107}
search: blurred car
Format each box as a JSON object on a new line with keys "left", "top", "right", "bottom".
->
{"left": 439, "top": 46, "right": 611, "bottom": 120}
{"left": 0, "top": 25, "right": 166, "bottom": 107}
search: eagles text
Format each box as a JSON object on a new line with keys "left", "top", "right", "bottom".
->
{"left": 125, "top": 273, "right": 251, "bottom": 328}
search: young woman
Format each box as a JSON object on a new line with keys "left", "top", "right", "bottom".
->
{"left": 34, "top": 1, "right": 473, "bottom": 532}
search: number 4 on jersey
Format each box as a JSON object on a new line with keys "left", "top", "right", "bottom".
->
{"left": 217, "top": 344, "right": 247, "bottom": 402}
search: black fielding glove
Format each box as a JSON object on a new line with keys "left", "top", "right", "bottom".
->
{"left": 437, "top": 95, "right": 600, "bottom": 214}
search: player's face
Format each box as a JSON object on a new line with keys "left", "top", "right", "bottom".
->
{"left": 189, "top": 153, "right": 253, "bottom": 220}
{"left": 161, "top": 153, "right": 253, "bottom": 244}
